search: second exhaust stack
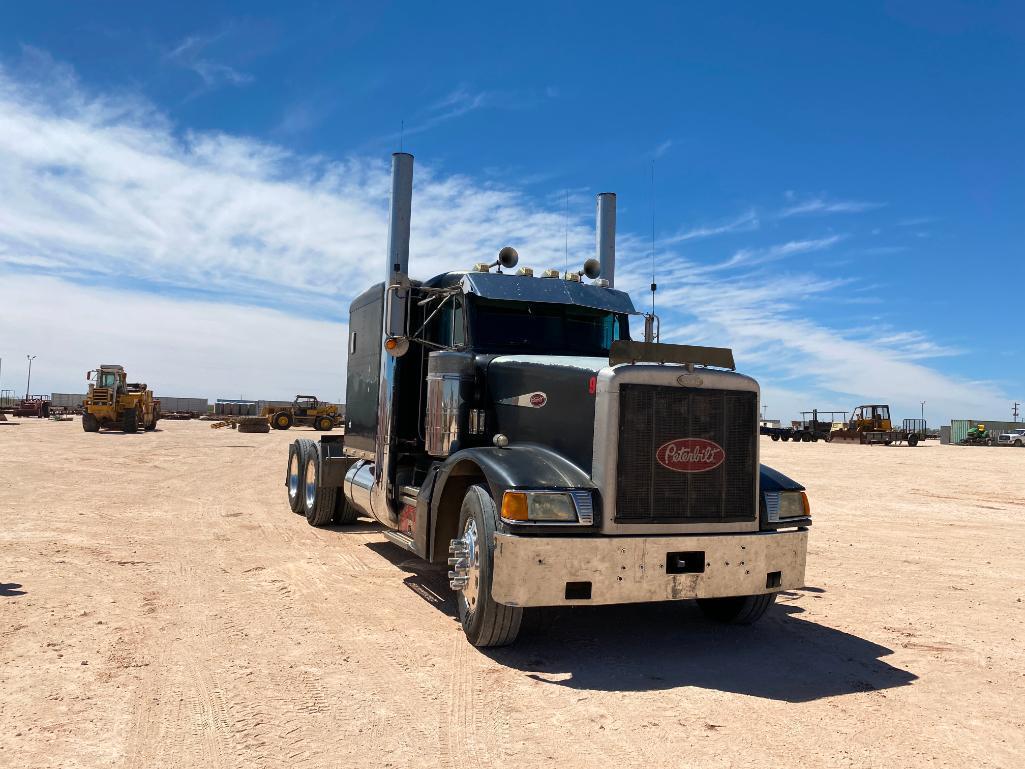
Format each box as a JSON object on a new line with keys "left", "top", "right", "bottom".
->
{"left": 596, "top": 192, "right": 616, "bottom": 287}
{"left": 387, "top": 152, "right": 414, "bottom": 281}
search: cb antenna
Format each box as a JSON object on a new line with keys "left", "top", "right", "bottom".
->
{"left": 564, "top": 188, "right": 569, "bottom": 272}
{"left": 650, "top": 160, "right": 657, "bottom": 316}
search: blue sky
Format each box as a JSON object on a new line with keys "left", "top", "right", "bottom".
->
{"left": 0, "top": 1, "right": 1021, "bottom": 422}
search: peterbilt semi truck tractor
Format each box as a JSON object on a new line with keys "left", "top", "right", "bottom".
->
{"left": 284, "top": 153, "right": 811, "bottom": 647}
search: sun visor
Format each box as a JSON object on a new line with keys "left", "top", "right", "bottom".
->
{"left": 459, "top": 272, "right": 636, "bottom": 314}
{"left": 609, "top": 340, "right": 736, "bottom": 370}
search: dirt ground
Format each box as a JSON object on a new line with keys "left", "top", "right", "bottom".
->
{"left": 1, "top": 418, "right": 1023, "bottom": 769}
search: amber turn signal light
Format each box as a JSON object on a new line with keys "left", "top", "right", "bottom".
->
{"left": 501, "top": 491, "right": 529, "bottom": 521}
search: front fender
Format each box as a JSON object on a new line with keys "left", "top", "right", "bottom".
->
{"left": 759, "top": 464, "right": 805, "bottom": 493}
{"left": 759, "top": 464, "right": 810, "bottom": 530}
{"left": 424, "top": 444, "right": 596, "bottom": 563}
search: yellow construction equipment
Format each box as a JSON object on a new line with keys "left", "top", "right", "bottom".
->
{"left": 829, "top": 404, "right": 921, "bottom": 446}
{"left": 82, "top": 364, "right": 159, "bottom": 433}
{"left": 263, "top": 395, "right": 339, "bottom": 431}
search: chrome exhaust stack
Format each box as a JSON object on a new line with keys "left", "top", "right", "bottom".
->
{"left": 386, "top": 152, "right": 414, "bottom": 281}
{"left": 368, "top": 152, "right": 415, "bottom": 525}
{"left": 596, "top": 192, "right": 616, "bottom": 288}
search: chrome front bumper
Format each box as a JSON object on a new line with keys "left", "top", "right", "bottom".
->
{"left": 491, "top": 530, "right": 807, "bottom": 607}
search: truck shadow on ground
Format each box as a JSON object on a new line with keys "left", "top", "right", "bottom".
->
{"left": 1, "top": 582, "right": 26, "bottom": 597}
{"left": 365, "top": 541, "right": 916, "bottom": 703}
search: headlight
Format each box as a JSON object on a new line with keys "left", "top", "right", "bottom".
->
{"left": 766, "top": 491, "right": 810, "bottom": 522}
{"left": 501, "top": 491, "right": 580, "bottom": 523}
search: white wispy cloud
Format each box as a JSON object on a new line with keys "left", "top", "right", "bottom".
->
{"left": 0, "top": 274, "right": 346, "bottom": 401}
{"left": 659, "top": 210, "right": 760, "bottom": 245}
{"left": 0, "top": 54, "right": 1008, "bottom": 420}
{"left": 651, "top": 139, "right": 673, "bottom": 158}
{"left": 780, "top": 197, "right": 882, "bottom": 217}
{"left": 167, "top": 31, "right": 253, "bottom": 90}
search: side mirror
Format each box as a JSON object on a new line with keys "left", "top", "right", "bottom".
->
{"left": 384, "top": 275, "right": 411, "bottom": 357}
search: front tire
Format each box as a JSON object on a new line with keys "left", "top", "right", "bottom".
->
{"left": 450, "top": 485, "right": 522, "bottom": 647}
{"left": 82, "top": 413, "right": 100, "bottom": 432}
{"left": 315, "top": 415, "right": 334, "bottom": 432}
{"left": 272, "top": 412, "right": 293, "bottom": 430}
{"left": 121, "top": 407, "right": 138, "bottom": 433}
{"left": 697, "top": 593, "right": 776, "bottom": 625}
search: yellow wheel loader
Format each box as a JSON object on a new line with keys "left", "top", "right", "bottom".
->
{"left": 263, "top": 395, "right": 339, "bottom": 431}
{"left": 82, "top": 365, "right": 159, "bottom": 433}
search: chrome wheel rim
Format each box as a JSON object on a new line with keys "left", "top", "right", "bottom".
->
{"left": 450, "top": 517, "right": 481, "bottom": 615}
{"left": 288, "top": 453, "right": 299, "bottom": 499}
{"left": 304, "top": 460, "right": 316, "bottom": 509}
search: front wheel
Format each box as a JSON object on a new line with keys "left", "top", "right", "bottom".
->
{"left": 770, "top": 434, "right": 780, "bottom": 442}
{"left": 449, "top": 485, "right": 522, "bottom": 647}
{"left": 697, "top": 593, "right": 776, "bottom": 625}
{"left": 121, "top": 407, "right": 138, "bottom": 433}
{"left": 82, "top": 413, "right": 100, "bottom": 432}
{"left": 272, "top": 412, "right": 293, "bottom": 430}
{"left": 315, "top": 416, "right": 334, "bottom": 432}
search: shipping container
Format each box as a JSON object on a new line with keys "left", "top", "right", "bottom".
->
{"left": 950, "top": 419, "right": 1022, "bottom": 444}
{"left": 154, "top": 396, "right": 209, "bottom": 414}
{"left": 51, "top": 392, "right": 86, "bottom": 410}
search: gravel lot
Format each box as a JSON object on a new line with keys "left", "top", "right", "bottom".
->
{"left": 1, "top": 418, "right": 1023, "bottom": 768}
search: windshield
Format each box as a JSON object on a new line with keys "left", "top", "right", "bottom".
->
{"left": 469, "top": 298, "right": 629, "bottom": 355}
{"left": 98, "top": 372, "right": 118, "bottom": 388}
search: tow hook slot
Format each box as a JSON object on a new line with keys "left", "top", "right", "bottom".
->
{"left": 565, "top": 581, "right": 592, "bottom": 600}
{"left": 666, "top": 551, "right": 705, "bottom": 575}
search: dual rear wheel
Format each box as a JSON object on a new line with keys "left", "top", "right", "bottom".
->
{"left": 286, "top": 439, "right": 357, "bottom": 526}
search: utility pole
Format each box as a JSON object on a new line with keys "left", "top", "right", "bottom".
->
{"left": 1014, "top": 402, "right": 1021, "bottom": 423}
{"left": 26, "top": 355, "right": 36, "bottom": 399}
{"left": 920, "top": 401, "right": 925, "bottom": 421}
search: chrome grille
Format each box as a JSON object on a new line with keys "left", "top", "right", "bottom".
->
{"left": 615, "top": 384, "right": 757, "bottom": 523}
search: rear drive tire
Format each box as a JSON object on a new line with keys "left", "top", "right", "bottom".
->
{"left": 771, "top": 434, "right": 780, "bottom": 442}
{"left": 82, "top": 413, "right": 99, "bottom": 432}
{"left": 334, "top": 492, "right": 359, "bottom": 525}
{"left": 315, "top": 416, "right": 334, "bottom": 432}
{"left": 697, "top": 593, "right": 776, "bottom": 625}
{"left": 303, "top": 443, "right": 337, "bottom": 527}
{"left": 121, "top": 408, "right": 138, "bottom": 433}
{"left": 286, "top": 440, "right": 311, "bottom": 514}
{"left": 451, "top": 484, "right": 522, "bottom": 647}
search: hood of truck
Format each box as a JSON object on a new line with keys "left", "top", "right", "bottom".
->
{"left": 484, "top": 355, "right": 607, "bottom": 472}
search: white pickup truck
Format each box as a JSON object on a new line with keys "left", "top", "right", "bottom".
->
{"left": 997, "top": 428, "right": 1025, "bottom": 447}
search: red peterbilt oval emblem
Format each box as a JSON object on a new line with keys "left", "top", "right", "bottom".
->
{"left": 655, "top": 438, "right": 725, "bottom": 473}
{"left": 529, "top": 392, "right": 547, "bottom": 407}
